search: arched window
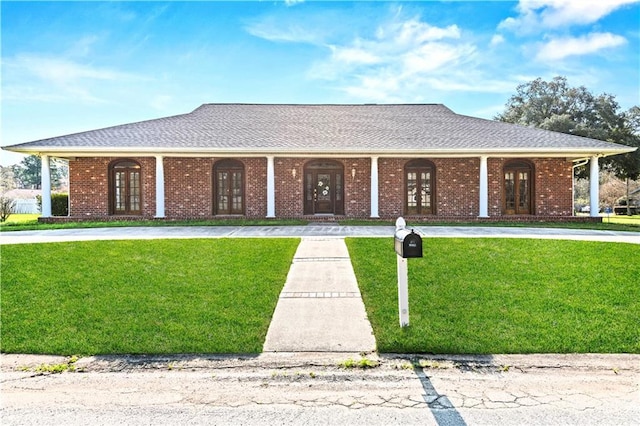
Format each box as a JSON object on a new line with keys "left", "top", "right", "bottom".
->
{"left": 110, "top": 160, "right": 142, "bottom": 215}
{"left": 405, "top": 159, "right": 435, "bottom": 215}
{"left": 303, "top": 160, "right": 344, "bottom": 215}
{"left": 214, "top": 159, "right": 245, "bottom": 215}
{"left": 504, "top": 160, "right": 534, "bottom": 215}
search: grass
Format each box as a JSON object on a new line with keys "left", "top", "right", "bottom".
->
{"left": 1, "top": 239, "right": 299, "bottom": 355}
{"left": 3, "top": 213, "right": 639, "bottom": 232}
{"left": 346, "top": 238, "right": 640, "bottom": 354}
{"left": 0, "top": 214, "right": 307, "bottom": 231}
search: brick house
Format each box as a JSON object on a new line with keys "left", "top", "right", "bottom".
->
{"left": 2, "top": 104, "right": 635, "bottom": 221}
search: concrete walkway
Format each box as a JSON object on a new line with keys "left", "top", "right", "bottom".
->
{"left": 263, "top": 238, "right": 376, "bottom": 353}
{"left": 1, "top": 224, "right": 639, "bottom": 244}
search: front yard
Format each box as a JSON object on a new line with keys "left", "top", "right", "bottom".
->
{"left": 347, "top": 238, "right": 640, "bottom": 354}
{"left": 2, "top": 237, "right": 638, "bottom": 355}
{"left": 1, "top": 239, "right": 299, "bottom": 355}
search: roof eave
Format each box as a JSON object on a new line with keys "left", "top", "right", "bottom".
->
{"left": 3, "top": 145, "right": 635, "bottom": 159}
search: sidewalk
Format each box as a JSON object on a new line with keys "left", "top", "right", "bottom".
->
{"left": 263, "top": 238, "right": 376, "bottom": 353}
{"left": 2, "top": 224, "right": 639, "bottom": 244}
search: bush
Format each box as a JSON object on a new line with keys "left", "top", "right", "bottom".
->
{"left": 36, "top": 193, "right": 69, "bottom": 216}
{"left": 0, "top": 196, "right": 16, "bottom": 222}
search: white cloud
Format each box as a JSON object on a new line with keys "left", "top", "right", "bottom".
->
{"left": 2, "top": 54, "right": 142, "bottom": 104}
{"left": 401, "top": 43, "right": 475, "bottom": 75}
{"left": 490, "top": 34, "right": 505, "bottom": 47}
{"left": 499, "top": 0, "right": 639, "bottom": 33}
{"left": 306, "top": 16, "right": 476, "bottom": 102}
{"left": 329, "top": 45, "right": 382, "bottom": 65}
{"left": 536, "top": 32, "right": 627, "bottom": 61}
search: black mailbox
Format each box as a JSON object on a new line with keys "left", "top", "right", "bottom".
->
{"left": 394, "top": 229, "right": 423, "bottom": 258}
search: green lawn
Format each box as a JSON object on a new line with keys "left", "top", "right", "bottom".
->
{"left": 2, "top": 213, "right": 639, "bottom": 232}
{"left": 346, "top": 238, "right": 640, "bottom": 354}
{"left": 1, "top": 239, "right": 299, "bottom": 355}
{"left": 3, "top": 237, "right": 639, "bottom": 355}
{"left": 0, "top": 214, "right": 307, "bottom": 231}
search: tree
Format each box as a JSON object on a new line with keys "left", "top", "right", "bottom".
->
{"left": 12, "top": 155, "right": 67, "bottom": 190}
{"left": 495, "top": 76, "right": 635, "bottom": 179}
{"left": 0, "top": 196, "right": 16, "bottom": 222}
{"left": 605, "top": 106, "right": 640, "bottom": 214}
{"left": 0, "top": 165, "right": 16, "bottom": 194}
{"left": 496, "top": 76, "right": 639, "bottom": 210}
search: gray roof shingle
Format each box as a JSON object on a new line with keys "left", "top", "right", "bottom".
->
{"left": 3, "top": 104, "right": 635, "bottom": 157}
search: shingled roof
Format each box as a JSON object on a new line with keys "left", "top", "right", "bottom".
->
{"left": 3, "top": 104, "right": 635, "bottom": 159}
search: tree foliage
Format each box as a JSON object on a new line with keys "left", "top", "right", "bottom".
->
{"left": 11, "top": 155, "right": 68, "bottom": 190}
{"left": 496, "top": 76, "right": 639, "bottom": 184}
{"left": 0, "top": 166, "right": 16, "bottom": 194}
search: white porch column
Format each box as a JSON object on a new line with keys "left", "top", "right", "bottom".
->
{"left": 40, "top": 155, "right": 52, "bottom": 218}
{"left": 266, "top": 156, "right": 275, "bottom": 218}
{"left": 479, "top": 156, "right": 489, "bottom": 218}
{"left": 589, "top": 156, "right": 599, "bottom": 217}
{"left": 155, "top": 155, "right": 165, "bottom": 218}
{"left": 370, "top": 156, "right": 379, "bottom": 218}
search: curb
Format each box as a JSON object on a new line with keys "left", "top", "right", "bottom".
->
{"left": 3, "top": 352, "right": 638, "bottom": 373}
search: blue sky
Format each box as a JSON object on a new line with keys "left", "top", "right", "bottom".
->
{"left": 2, "top": 0, "right": 639, "bottom": 165}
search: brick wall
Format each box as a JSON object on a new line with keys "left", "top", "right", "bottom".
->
{"left": 344, "top": 158, "right": 371, "bottom": 218}
{"left": 534, "top": 158, "right": 573, "bottom": 216}
{"left": 164, "top": 157, "right": 267, "bottom": 218}
{"left": 379, "top": 158, "right": 406, "bottom": 218}
{"left": 275, "top": 158, "right": 304, "bottom": 217}
{"left": 244, "top": 158, "right": 268, "bottom": 217}
{"left": 165, "top": 157, "right": 213, "bottom": 217}
{"left": 433, "top": 158, "right": 479, "bottom": 216}
{"left": 69, "top": 157, "right": 156, "bottom": 217}
{"left": 488, "top": 158, "right": 573, "bottom": 216}
{"left": 68, "top": 155, "right": 574, "bottom": 220}
{"left": 379, "top": 158, "right": 479, "bottom": 217}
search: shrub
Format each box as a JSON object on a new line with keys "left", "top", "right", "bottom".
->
{"left": 0, "top": 196, "right": 16, "bottom": 222}
{"left": 36, "top": 193, "right": 69, "bottom": 216}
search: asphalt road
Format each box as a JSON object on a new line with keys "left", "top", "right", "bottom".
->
{"left": 2, "top": 353, "right": 638, "bottom": 425}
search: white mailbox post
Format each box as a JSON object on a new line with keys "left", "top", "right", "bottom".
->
{"left": 394, "top": 217, "right": 423, "bottom": 327}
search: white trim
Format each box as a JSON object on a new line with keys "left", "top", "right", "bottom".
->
{"left": 41, "top": 155, "right": 52, "bottom": 218}
{"left": 479, "top": 156, "right": 489, "bottom": 218}
{"left": 155, "top": 155, "right": 165, "bottom": 218}
{"left": 6, "top": 146, "right": 635, "bottom": 160}
{"left": 370, "top": 156, "right": 379, "bottom": 218}
{"left": 590, "top": 156, "right": 599, "bottom": 217}
{"left": 266, "top": 156, "right": 275, "bottom": 218}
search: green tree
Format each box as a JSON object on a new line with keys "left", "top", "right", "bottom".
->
{"left": 606, "top": 106, "right": 640, "bottom": 214}
{"left": 496, "top": 76, "right": 638, "bottom": 181}
{"left": 12, "top": 155, "right": 67, "bottom": 190}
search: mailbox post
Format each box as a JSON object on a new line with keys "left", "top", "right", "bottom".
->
{"left": 394, "top": 217, "right": 423, "bottom": 327}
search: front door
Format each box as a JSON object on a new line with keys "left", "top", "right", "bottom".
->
{"left": 504, "top": 165, "right": 532, "bottom": 215}
{"left": 314, "top": 172, "right": 333, "bottom": 213}
{"left": 304, "top": 161, "right": 344, "bottom": 215}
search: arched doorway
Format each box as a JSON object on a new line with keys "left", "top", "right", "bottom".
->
{"left": 405, "top": 159, "right": 435, "bottom": 215}
{"left": 213, "top": 159, "right": 245, "bottom": 215}
{"left": 109, "top": 159, "right": 142, "bottom": 215}
{"left": 504, "top": 160, "right": 534, "bottom": 215}
{"left": 304, "top": 160, "right": 344, "bottom": 215}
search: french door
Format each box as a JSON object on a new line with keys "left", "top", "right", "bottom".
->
{"left": 111, "top": 160, "right": 141, "bottom": 215}
{"left": 504, "top": 161, "right": 533, "bottom": 215}
{"left": 214, "top": 160, "right": 244, "bottom": 215}
{"left": 405, "top": 159, "right": 435, "bottom": 215}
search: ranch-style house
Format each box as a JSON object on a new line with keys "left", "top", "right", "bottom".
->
{"left": 3, "top": 104, "right": 636, "bottom": 221}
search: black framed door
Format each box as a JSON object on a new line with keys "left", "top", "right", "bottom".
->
{"left": 304, "top": 161, "right": 344, "bottom": 215}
